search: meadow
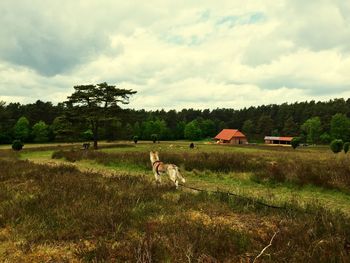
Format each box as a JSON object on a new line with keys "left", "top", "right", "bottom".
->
{"left": 0, "top": 141, "right": 350, "bottom": 262}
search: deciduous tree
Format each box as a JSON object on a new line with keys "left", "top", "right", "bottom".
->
{"left": 301, "top": 117, "right": 322, "bottom": 144}
{"left": 184, "top": 120, "right": 202, "bottom": 140}
{"left": 14, "top": 116, "right": 30, "bottom": 142}
{"left": 32, "top": 121, "right": 49, "bottom": 142}
{"left": 330, "top": 113, "right": 350, "bottom": 142}
{"left": 242, "top": 119, "right": 254, "bottom": 138}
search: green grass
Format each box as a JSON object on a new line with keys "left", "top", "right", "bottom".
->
{"left": 15, "top": 141, "right": 350, "bottom": 217}
{"left": 186, "top": 171, "right": 350, "bottom": 215}
{"left": 20, "top": 150, "right": 54, "bottom": 161}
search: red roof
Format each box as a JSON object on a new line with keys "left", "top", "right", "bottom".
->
{"left": 279, "top": 137, "right": 293, "bottom": 141}
{"left": 264, "top": 136, "right": 293, "bottom": 141}
{"left": 215, "top": 129, "right": 246, "bottom": 140}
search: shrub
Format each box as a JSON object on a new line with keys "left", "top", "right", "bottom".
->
{"left": 291, "top": 137, "right": 301, "bottom": 149}
{"left": 12, "top": 140, "right": 23, "bottom": 151}
{"left": 32, "top": 121, "right": 49, "bottom": 142}
{"left": 344, "top": 142, "right": 350, "bottom": 154}
{"left": 81, "top": 129, "right": 93, "bottom": 141}
{"left": 133, "top": 136, "right": 138, "bottom": 144}
{"left": 320, "top": 132, "right": 332, "bottom": 144}
{"left": 330, "top": 139, "right": 343, "bottom": 154}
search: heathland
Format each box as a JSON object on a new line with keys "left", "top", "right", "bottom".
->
{"left": 0, "top": 141, "right": 349, "bottom": 262}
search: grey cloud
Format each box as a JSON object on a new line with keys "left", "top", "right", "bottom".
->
{"left": 258, "top": 78, "right": 350, "bottom": 96}
{"left": 242, "top": 1, "right": 350, "bottom": 67}
{"left": 0, "top": 4, "right": 111, "bottom": 76}
{"left": 280, "top": 1, "right": 350, "bottom": 52}
{"left": 0, "top": 1, "right": 159, "bottom": 76}
{"left": 1, "top": 0, "right": 350, "bottom": 109}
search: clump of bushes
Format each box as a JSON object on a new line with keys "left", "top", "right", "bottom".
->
{"left": 330, "top": 139, "right": 344, "bottom": 153}
{"left": 12, "top": 140, "right": 23, "bottom": 151}
{"left": 344, "top": 142, "right": 349, "bottom": 154}
{"left": 133, "top": 136, "right": 138, "bottom": 144}
{"left": 81, "top": 129, "right": 93, "bottom": 141}
{"left": 291, "top": 137, "right": 301, "bottom": 149}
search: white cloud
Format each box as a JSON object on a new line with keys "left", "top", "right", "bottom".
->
{"left": 0, "top": 0, "right": 349, "bottom": 109}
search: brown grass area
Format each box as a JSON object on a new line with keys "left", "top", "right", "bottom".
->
{"left": 1, "top": 157, "right": 350, "bottom": 262}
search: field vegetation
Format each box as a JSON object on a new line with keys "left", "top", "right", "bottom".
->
{"left": 1, "top": 142, "right": 350, "bottom": 262}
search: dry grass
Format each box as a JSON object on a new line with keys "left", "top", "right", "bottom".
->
{"left": 1, "top": 158, "right": 350, "bottom": 262}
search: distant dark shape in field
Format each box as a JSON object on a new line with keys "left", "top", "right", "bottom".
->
{"left": 12, "top": 140, "right": 24, "bottom": 151}
{"left": 189, "top": 142, "right": 195, "bottom": 149}
{"left": 82, "top": 143, "right": 90, "bottom": 150}
{"left": 151, "top": 134, "right": 158, "bottom": 143}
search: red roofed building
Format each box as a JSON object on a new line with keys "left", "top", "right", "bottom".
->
{"left": 264, "top": 136, "right": 294, "bottom": 145}
{"left": 214, "top": 129, "right": 248, "bottom": 144}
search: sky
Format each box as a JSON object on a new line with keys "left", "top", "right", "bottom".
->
{"left": 0, "top": 0, "right": 350, "bottom": 110}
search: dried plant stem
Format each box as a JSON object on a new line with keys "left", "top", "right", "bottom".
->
{"left": 253, "top": 231, "right": 279, "bottom": 263}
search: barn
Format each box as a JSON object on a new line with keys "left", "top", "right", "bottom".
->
{"left": 264, "top": 136, "right": 293, "bottom": 145}
{"left": 214, "top": 129, "right": 248, "bottom": 144}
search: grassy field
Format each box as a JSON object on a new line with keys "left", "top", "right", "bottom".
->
{"left": 1, "top": 141, "right": 350, "bottom": 262}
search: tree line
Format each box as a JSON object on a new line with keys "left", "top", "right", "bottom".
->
{"left": 0, "top": 87, "right": 349, "bottom": 145}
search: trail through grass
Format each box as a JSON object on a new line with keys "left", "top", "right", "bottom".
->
{"left": 19, "top": 144, "right": 350, "bottom": 216}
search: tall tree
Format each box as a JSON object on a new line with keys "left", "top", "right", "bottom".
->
{"left": 200, "top": 119, "right": 216, "bottom": 138}
{"left": 32, "top": 121, "right": 49, "bottom": 142}
{"left": 175, "top": 121, "right": 186, "bottom": 139}
{"left": 51, "top": 116, "right": 75, "bottom": 142}
{"left": 282, "top": 116, "right": 298, "bottom": 136}
{"left": 14, "top": 116, "right": 30, "bottom": 142}
{"left": 242, "top": 119, "right": 254, "bottom": 138}
{"left": 67, "top": 82, "right": 136, "bottom": 149}
{"left": 184, "top": 120, "right": 202, "bottom": 140}
{"left": 330, "top": 113, "right": 350, "bottom": 142}
{"left": 301, "top": 117, "right": 322, "bottom": 144}
{"left": 257, "top": 115, "right": 274, "bottom": 136}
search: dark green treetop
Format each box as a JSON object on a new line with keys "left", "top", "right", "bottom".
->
{"left": 66, "top": 82, "right": 136, "bottom": 149}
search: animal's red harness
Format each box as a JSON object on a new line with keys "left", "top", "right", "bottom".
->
{"left": 152, "top": 160, "right": 162, "bottom": 175}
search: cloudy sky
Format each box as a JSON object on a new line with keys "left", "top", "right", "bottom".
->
{"left": 1, "top": 0, "right": 350, "bottom": 110}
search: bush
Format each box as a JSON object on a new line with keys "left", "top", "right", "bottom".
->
{"left": 330, "top": 139, "right": 343, "bottom": 154}
{"left": 12, "top": 140, "right": 24, "bottom": 151}
{"left": 320, "top": 132, "right": 332, "bottom": 144}
{"left": 32, "top": 121, "right": 49, "bottom": 142}
{"left": 344, "top": 142, "right": 350, "bottom": 154}
{"left": 81, "top": 129, "right": 93, "bottom": 141}
{"left": 291, "top": 137, "right": 301, "bottom": 149}
{"left": 133, "top": 136, "right": 138, "bottom": 144}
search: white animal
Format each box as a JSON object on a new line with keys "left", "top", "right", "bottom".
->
{"left": 149, "top": 151, "right": 185, "bottom": 189}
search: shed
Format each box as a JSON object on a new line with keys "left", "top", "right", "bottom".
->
{"left": 215, "top": 129, "right": 248, "bottom": 144}
{"left": 264, "top": 136, "right": 293, "bottom": 145}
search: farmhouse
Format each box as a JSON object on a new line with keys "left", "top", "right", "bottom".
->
{"left": 215, "top": 129, "right": 248, "bottom": 144}
{"left": 264, "top": 136, "right": 293, "bottom": 145}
